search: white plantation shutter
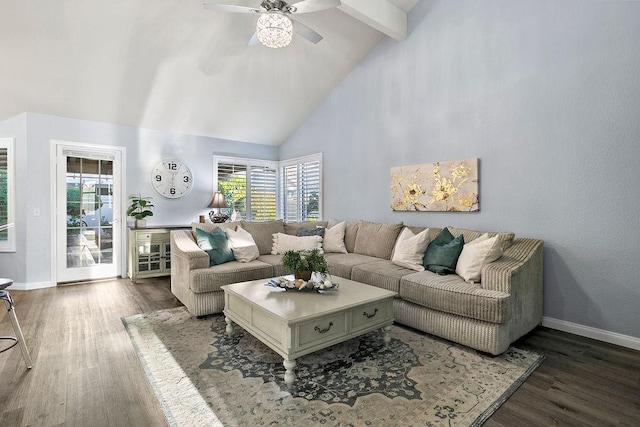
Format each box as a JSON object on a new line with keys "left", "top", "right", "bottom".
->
{"left": 250, "top": 165, "right": 277, "bottom": 221}
{"left": 214, "top": 157, "right": 277, "bottom": 221}
{"left": 279, "top": 154, "right": 322, "bottom": 222}
{"left": 216, "top": 161, "right": 247, "bottom": 220}
{"left": 282, "top": 164, "right": 299, "bottom": 222}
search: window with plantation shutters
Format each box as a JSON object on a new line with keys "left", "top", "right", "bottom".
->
{"left": 0, "top": 138, "right": 15, "bottom": 252}
{"left": 213, "top": 154, "right": 322, "bottom": 223}
{"left": 214, "top": 157, "right": 277, "bottom": 221}
{"left": 279, "top": 154, "right": 322, "bottom": 222}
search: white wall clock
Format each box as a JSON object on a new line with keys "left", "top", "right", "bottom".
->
{"left": 151, "top": 158, "right": 194, "bottom": 199}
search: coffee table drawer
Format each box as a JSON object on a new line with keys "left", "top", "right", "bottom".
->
{"left": 226, "top": 293, "right": 251, "bottom": 322}
{"left": 297, "top": 312, "right": 347, "bottom": 348}
{"left": 350, "top": 300, "right": 393, "bottom": 332}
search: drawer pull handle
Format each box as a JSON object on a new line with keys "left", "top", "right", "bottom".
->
{"left": 314, "top": 322, "right": 333, "bottom": 334}
{"left": 363, "top": 308, "right": 378, "bottom": 319}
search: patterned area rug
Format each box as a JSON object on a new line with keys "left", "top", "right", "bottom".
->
{"left": 122, "top": 307, "right": 543, "bottom": 427}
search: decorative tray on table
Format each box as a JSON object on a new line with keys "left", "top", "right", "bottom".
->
{"left": 265, "top": 276, "right": 339, "bottom": 293}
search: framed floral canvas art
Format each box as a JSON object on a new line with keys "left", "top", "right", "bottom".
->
{"left": 390, "top": 158, "right": 479, "bottom": 212}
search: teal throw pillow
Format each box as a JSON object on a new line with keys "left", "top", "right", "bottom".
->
{"left": 423, "top": 228, "right": 464, "bottom": 275}
{"left": 297, "top": 227, "right": 325, "bottom": 237}
{"left": 195, "top": 227, "right": 234, "bottom": 266}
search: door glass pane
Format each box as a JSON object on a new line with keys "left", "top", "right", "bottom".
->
{"left": 66, "top": 157, "right": 114, "bottom": 268}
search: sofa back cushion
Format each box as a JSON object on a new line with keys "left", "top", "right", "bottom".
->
{"left": 406, "top": 225, "right": 443, "bottom": 243}
{"left": 344, "top": 221, "right": 360, "bottom": 253}
{"left": 191, "top": 221, "right": 240, "bottom": 238}
{"left": 448, "top": 226, "right": 515, "bottom": 250}
{"left": 353, "top": 221, "right": 404, "bottom": 260}
{"left": 241, "top": 220, "right": 285, "bottom": 255}
{"left": 283, "top": 221, "right": 329, "bottom": 236}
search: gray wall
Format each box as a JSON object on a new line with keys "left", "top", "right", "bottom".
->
{"left": 279, "top": 0, "right": 640, "bottom": 338}
{"left": 0, "top": 112, "right": 277, "bottom": 286}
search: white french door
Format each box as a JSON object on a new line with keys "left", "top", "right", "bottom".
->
{"left": 55, "top": 143, "right": 123, "bottom": 283}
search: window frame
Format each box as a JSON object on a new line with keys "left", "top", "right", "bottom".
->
{"left": 0, "top": 138, "right": 15, "bottom": 252}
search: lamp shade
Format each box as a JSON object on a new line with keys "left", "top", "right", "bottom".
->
{"left": 256, "top": 11, "right": 293, "bottom": 48}
{"left": 207, "top": 192, "right": 228, "bottom": 209}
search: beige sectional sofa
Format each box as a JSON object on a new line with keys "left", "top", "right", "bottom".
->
{"left": 170, "top": 219, "right": 543, "bottom": 355}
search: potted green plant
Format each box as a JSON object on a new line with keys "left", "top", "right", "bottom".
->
{"left": 127, "top": 194, "right": 154, "bottom": 228}
{"left": 281, "top": 249, "right": 329, "bottom": 281}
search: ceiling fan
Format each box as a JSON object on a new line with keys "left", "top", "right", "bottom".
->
{"left": 203, "top": 0, "right": 341, "bottom": 48}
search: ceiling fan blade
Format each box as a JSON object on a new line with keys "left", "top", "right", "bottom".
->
{"left": 202, "top": 2, "right": 261, "bottom": 14}
{"left": 288, "top": 0, "right": 341, "bottom": 14}
{"left": 292, "top": 19, "right": 323, "bottom": 44}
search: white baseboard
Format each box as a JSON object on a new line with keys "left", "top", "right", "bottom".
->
{"left": 542, "top": 316, "right": 640, "bottom": 351}
{"left": 9, "top": 281, "right": 55, "bottom": 291}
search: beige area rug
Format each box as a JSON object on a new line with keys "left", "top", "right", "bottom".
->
{"left": 122, "top": 307, "right": 543, "bottom": 427}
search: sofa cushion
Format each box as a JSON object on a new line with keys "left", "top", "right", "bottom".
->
{"left": 455, "top": 234, "right": 503, "bottom": 283}
{"left": 423, "top": 228, "right": 464, "bottom": 275}
{"left": 195, "top": 227, "right": 235, "bottom": 266}
{"left": 344, "top": 221, "right": 360, "bottom": 253}
{"left": 353, "top": 221, "right": 403, "bottom": 260}
{"left": 284, "top": 221, "right": 328, "bottom": 236}
{"left": 257, "top": 254, "right": 288, "bottom": 277}
{"left": 271, "top": 233, "right": 323, "bottom": 254}
{"left": 327, "top": 220, "right": 360, "bottom": 253}
{"left": 189, "top": 260, "right": 273, "bottom": 293}
{"left": 448, "top": 226, "right": 515, "bottom": 251}
{"left": 191, "top": 221, "right": 240, "bottom": 237}
{"left": 296, "top": 227, "right": 325, "bottom": 237}
{"left": 226, "top": 226, "right": 260, "bottom": 262}
{"left": 406, "top": 226, "right": 443, "bottom": 243}
{"left": 241, "top": 220, "right": 285, "bottom": 255}
{"left": 400, "top": 271, "right": 510, "bottom": 323}
{"left": 323, "top": 221, "right": 348, "bottom": 253}
{"left": 351, "top": 260, "right": 414, "bottom": 294}
{"left": 391, "top": 227, "right": 430, "bottom": 271}
{"left": 324, "top": 253, "right": 380, "bottom": 280}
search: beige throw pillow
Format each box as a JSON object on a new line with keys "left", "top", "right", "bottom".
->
{"left": 271, "top": 233, "right": 323, "bottom": 255}
{"left": 391, "top": 227, "right": 430, "bottom": 271}
{"left": 323, "top": 221, "right": 348, "bottom": 253}
{"left": 225, "top": 226, "right": 259, "bottom": 262}
{"left": 455, "top": 234, "right": 503, "bottom": 283}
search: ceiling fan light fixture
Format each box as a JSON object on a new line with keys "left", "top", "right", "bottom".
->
{"left": 256, "top": 11, "right": 293, "bottom": 48}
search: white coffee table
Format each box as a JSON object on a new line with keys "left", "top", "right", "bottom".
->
{"left": 221, "top": 277, "right": 396, "bottom": 387}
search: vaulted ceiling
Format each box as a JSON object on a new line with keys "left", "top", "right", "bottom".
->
{"left": 0, "top": 0, "right": 418, "bottom": 145}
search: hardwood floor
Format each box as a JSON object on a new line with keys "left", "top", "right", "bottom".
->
{"left": 0, "top": 278, "right": 181, "bottom": 427}
{"left": 1, "top": 278, "right": 638, "bottom": 426}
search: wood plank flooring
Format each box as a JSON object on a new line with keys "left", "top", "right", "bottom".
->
{"left": 1, "top": 278, "right": 638, "bottom": 426}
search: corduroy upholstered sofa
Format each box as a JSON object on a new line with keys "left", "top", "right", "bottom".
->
{"left": 170, "top": 220, "right": 543, "bottom": 355}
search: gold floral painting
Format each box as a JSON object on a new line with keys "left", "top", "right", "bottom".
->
{"left": 390, "top": 158, "right": 479, "bottom": 212}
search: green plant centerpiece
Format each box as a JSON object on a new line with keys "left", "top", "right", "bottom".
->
{"left": 281, "top": 249, "right": 328, "bottom": 281}
{"left": 127, "top": 194, "right": 154, "bottom": 226}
